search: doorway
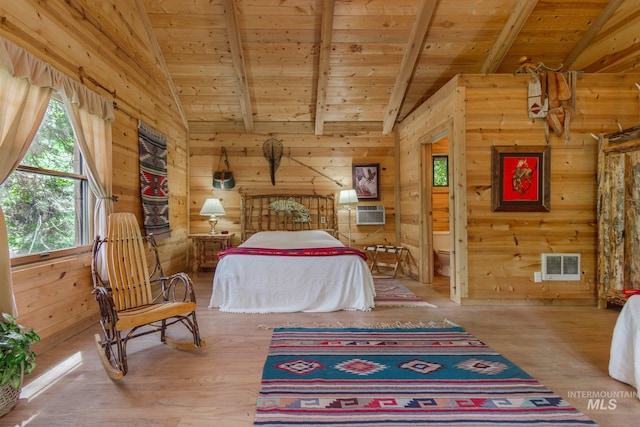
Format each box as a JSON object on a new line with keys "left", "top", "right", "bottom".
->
{"left": 431, "top": 135, "right": 450, "bottom": 278}
{"left": 421, "top": 125, "right": 458, "bottom": 303}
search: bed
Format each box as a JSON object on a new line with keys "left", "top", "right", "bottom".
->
{"left": 609, "top": 294, "right": 640, "bottom": 399}
{"left": 208, "top": 194, "right": 375, "bottom": 313}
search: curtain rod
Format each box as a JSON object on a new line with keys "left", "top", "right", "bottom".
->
{"left": 78, "top": 66, "right": 139, "bottom": 121}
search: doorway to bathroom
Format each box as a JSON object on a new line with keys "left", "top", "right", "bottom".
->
{"left": 421, "top": 126, "right": 458, "bottom": 303}
{"left": 431, "top": 136, "right": 450, "bottom": 278}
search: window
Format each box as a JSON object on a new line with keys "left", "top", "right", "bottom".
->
{"left": 433, "top": 155, "right": 449, "bottom": 187}
{"left": 0, "top": 97, "right": 90, "bottom": 259}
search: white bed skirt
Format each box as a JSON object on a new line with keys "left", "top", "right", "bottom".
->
{"left": 208, "top": 230, "right": 376, "bottom": 313}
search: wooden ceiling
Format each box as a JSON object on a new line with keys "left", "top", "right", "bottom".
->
{"left": 139, "top": 0, "right": 640, "bottom": 134}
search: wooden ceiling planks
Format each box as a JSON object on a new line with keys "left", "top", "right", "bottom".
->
{"left": 326, "top": 0, "right": 417, "bottom": 126}
{"left": 314, "top": 0, "right": 335, "bottom": 136}
{"left": 237, "top": 0, "right": 321, "bottom": 125}
{"left": 562, "top": 0, "right": 626, "bottom": 69}
{"left": 400, "top": 0, "right": 511, "bottom": 119}
{"left": 135, "top": 0, "right": 640, "bottom": 133}
{"left": 479, "top": 0, "right": 539, "bottom": 74}
{"left": 571, "top": 0, "right": 640, "bottom": 72}
{"left": 382, "top": 0, "right": 437, "bottom": 135}
{"left": 498, "top": 0, "right": 614, "bottom": 73}
{"left": 222, "top": 0, "right": 253, "bottom": 132}
{"left": 133, "top": 0, "right": 188, "bottom": 128}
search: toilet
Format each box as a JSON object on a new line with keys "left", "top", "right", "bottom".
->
{"left": 433, "top": 231, "right": 451, "bottom": 276}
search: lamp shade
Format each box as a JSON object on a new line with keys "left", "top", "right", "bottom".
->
{"left": 338, "top": 189, "right": 358, "bottom": 205}
{"left": 199, "top": 198, "right": 226, "bottom": 216}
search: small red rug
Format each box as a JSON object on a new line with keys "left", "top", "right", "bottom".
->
{"left": 374, "top": 277, "right": 436, "bottom": 308}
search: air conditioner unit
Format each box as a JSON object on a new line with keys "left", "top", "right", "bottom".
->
{"left": 356, "top": 205, "right": 385, "bottom": 225}
{"left": 541, "top": 253, "right": 581, "bottom": 281}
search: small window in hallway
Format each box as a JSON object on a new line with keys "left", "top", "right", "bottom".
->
{"left": 433, "top": 155, "right": 448, "bottom": 187}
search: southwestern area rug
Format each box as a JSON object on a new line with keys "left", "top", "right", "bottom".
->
{"left": 374, "top": 277, "right": 436, "bottom": 308}
{"left": 253, "top": 327, "right": 598, "bottom": 426}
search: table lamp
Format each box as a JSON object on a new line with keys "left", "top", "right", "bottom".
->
{"left": 200, "top": 198, "right": 226, "bottom": 235}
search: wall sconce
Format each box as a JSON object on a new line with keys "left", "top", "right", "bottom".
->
{"left": 199, "top": 198, "right": 226, "bottom": 235}
{"left": 338, "top": 189, "right": 358, "bottom": 247}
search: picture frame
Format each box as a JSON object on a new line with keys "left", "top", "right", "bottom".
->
{"left": 352, "top": 163, "right": 380, "bottom": 200}
{"left": 491, "top": 146, "right": 550, "bottom": 212}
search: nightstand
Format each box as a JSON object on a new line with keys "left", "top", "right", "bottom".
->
{"left": 189, "top": 233, "right": 234, "bottom": 275}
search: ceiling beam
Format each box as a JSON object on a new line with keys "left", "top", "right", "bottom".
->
{"left": 222, "top": 0, "right": 254, "bottom": 133}
{"left": 563, "top": 0, "right": 625, "bottom": 69}
{"left": 382, "top": 0, "right": 437, "bottom": 135}
{"left": 189, "top": 120, "right": 384, "bottom": 135}
{"left": 314, "top": 0, "right": 335, "bottom": 136}
{"left": 133, "top": 0, "right": 188, "bottom": 129}
{"left": 480, "top": 0, "right": 538, "bottom": 74}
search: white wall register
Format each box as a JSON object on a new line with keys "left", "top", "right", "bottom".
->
{"left": 541, "top": 253, "right": 581, "bottom": 281}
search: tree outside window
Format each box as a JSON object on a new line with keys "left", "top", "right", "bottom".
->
{"left": 433, "top": 155, "right": 449, "bottom": 187}
{"left": 0, "top": 98, "right": 90, "bottom": 258}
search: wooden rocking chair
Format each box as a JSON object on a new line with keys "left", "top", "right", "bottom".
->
{"left": 90, "top": 213, "right": 205, "bottom": 380}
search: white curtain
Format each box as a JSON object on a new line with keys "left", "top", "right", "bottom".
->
{"left": 0, "top": 36, "right": 114, "bottom": 316}
{"left": 62, "top": 100, "right": 114, "bottom": 242}
{"left": 0, "top": 38, "right": 114, "bottom": 121}
{"left": 0, "top": 68, "right": 52, "bottom": 316}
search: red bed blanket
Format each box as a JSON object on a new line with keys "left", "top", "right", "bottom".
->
{"left": 218, "top": 246, "right": 368, "bottom": 261}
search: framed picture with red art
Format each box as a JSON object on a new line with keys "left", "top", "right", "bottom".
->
{"left": 491, "top": 146, "right": 550, "bottom": 212}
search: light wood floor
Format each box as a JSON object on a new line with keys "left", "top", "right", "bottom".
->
{"left": 3, "top": 272, "right": 639, "bottom": 426}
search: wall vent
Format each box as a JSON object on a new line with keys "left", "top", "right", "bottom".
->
{"left": 355, "top": 205, "right": 385, "bottom": 225}
{"left": 541, "top": 253, "right": 581, "bottom": 281}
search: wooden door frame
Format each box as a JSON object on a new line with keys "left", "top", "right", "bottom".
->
{"left": 419, "top": 123, "right": 456, "bottom": 298}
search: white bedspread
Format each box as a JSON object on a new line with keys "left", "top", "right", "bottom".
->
{"left": 609, "top": 294, "right": 640, "bottom": 399}
{"left": 208, "top": 230, "right": 375, "bottom": 313}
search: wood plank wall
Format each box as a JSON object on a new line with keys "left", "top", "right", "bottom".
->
{"left": 397, "top": 76, "right": 459, "bottom": 283}
{"left": 188, "top": 124, "right": 397, "bottom": 251}
{"left": 0, "top": 1, "right": 189, "bottom": 351}
{"left": 399, "top": 72, "right": 640, "bottom": 305}
{"left": 2, "top": 2, "right": 639, "bottom": 356}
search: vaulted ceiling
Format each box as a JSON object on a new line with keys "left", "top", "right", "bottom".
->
{"left": 139, "top": 0, "right": 640, "bottom": 134}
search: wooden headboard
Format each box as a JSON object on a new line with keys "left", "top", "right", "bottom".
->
{"left": 241, "top": 193, "right": 337, "bottom": 241}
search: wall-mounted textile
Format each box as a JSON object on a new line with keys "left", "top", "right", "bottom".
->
{"left": 138, "top": 121, "right": 170, "bottom": 239}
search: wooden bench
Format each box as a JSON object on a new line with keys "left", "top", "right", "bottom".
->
{"left": 364, "top": 245, "right": 406, "bottom": 278}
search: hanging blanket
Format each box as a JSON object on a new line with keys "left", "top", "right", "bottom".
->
{"left": 218, "top": 246, "right": 368, "bottom": 261}
{"left": 138, "top": 121, "right": 170, "bottom": 239}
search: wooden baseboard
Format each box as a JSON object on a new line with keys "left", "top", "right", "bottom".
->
{"left": 459, "top": 297, "right": 598, "bottom": 306}
{"left": 33, "top": 314, "right": 100, "bottom": 354}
